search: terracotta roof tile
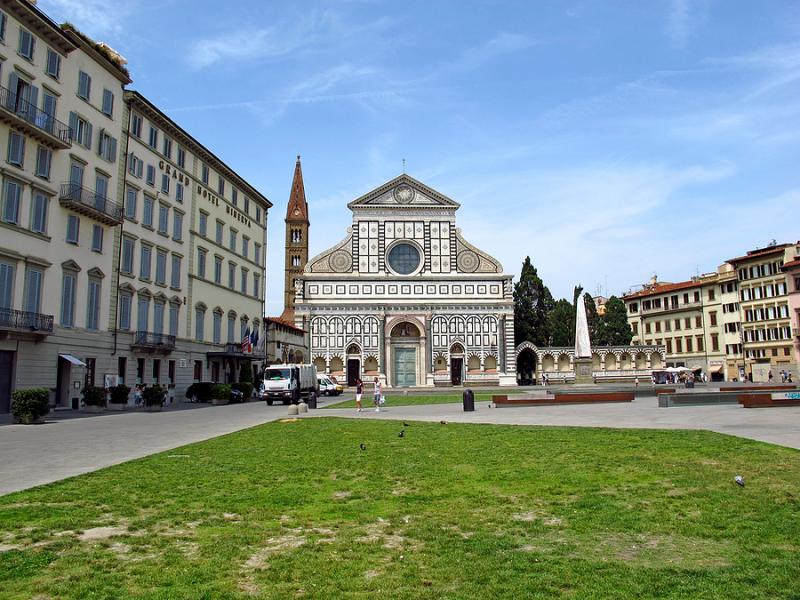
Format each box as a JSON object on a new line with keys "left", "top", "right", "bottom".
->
{"left": 623, "top": 279, "right": 702, "bottom": 300}
{"left": 726, "top": 243, "right": 792, "bottom": 265}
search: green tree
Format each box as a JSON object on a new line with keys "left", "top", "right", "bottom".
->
{"left": 513, "top": 257, "right": 554, "bottom": 346}
{"left": 584, "top": 294, "right": 599, "bottom": 345}
{"left": 597, "top": 296, "right": 632, "bottom": 345}
{"left": 548, "top": 299, "right": 574, "bottom": 346}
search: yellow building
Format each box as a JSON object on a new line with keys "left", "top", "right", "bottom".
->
{"left": 623, "top": 272, "right": 727, "bottom": 380}
{"left": 727, "top": 242, "right": 800, "bottom": 381}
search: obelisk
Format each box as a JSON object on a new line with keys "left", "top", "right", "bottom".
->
{"left": 573, "top": 292, "right": 593, "bottom": 383}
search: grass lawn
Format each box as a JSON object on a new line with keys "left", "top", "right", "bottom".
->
{"left": 323, "top": 393, "right": 494, "bottom": 409}
{"left": 1, "top": 419, "right": 799, "bottom": 599}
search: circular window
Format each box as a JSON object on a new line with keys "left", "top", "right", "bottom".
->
{"left": 387, "top": 242, "right": 421, "bottom": 275}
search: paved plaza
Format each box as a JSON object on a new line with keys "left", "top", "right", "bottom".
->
{"left": 1, "top": 394, "right": 798, "bottom": 496}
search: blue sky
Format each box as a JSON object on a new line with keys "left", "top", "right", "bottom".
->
{"left": 40, "top": 0, "right": 800, "bottom": 314}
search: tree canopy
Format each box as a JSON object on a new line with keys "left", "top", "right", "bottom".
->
{"left": 513, "top": 257, "right": 554, "bottom": 346}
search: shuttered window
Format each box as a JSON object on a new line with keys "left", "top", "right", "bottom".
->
{"left": 61, "top": 271, "right": 76, "bottom": 327}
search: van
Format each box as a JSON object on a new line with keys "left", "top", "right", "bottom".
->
{"left": 317, "top": 375, "right": 343, "bottom": 396}
{"left": 263, "top": 364, "right": 318, "bottom": 405}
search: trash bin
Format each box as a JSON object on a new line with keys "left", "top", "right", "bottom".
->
{"left": 307, "top": 392, "right": 317, "bottom": 410}
{"left": 685, "top": 381, "right": 695, "bottom": 389}
{"left": 462, "top": 388, "right": 475, "bottom": 412}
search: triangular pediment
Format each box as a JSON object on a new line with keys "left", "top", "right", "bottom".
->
{"left": 347, "top": 174, "right": 460, "bottom": 210}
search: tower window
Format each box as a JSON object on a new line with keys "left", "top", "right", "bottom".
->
{"left": 291, "top": 229, "right": 302, "bottom": 243}
{"left": 292, "top": 255, "right": 301, "bottom": 267}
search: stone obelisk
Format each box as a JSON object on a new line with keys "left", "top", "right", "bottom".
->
{"left": 573, "top": 292, "right": 594, "bottom": 384}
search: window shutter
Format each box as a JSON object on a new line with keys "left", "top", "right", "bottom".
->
{"left": 109, "top": 136, "right": 117, "bottom": 162}
{"left": 137, "top": 159, "right": 143, "bottom": 178}
{"left": 28, "top": 85, "right": 38, "bottom": 111}
{"left": 97, "top": 128, "right": 104, "bottom": 156}
{"left": 85, "top": 121, "right": 92, "bottom": 148}
{"left": 6, "top": 72, "right": 18, "bottom": 110}
{"left": 68, "top": 111, "right": 77, "bottom": 140}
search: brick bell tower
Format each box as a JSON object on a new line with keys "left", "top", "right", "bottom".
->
{"left": 282, "top": 155, "right": 309, "bottom": 321}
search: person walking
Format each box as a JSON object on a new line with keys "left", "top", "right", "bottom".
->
{"left": 373, "top": 377, "right": 382, "bottom": 412}
{"left": 355, "top": 377, "right": 363, "bottom": 412}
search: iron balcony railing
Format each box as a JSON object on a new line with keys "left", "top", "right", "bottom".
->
{"left": 0, "top": 307, "right": 54, "bottom": 334}
{"left": 59, "top": 183, "right": 123, "bottom": 225}
{"left": 0, "top": 84, "right": 71, "bottom": 145}
{"left": 132, "top": 331, "right": 176, "bottom": 350}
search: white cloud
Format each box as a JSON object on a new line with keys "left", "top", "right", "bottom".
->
{"left": 39, "top": 0, "right": 136, "bottom": 36}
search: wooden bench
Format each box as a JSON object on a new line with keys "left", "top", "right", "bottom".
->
{"left": 493, "top": 391, "right": 633, "bottom": 407}
{"left": 738, "top": 393, "right": 800, "bottom": 408}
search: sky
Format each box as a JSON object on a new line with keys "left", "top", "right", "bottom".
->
{"left": 39, "top": 0, "right": 800, "bottom": 315}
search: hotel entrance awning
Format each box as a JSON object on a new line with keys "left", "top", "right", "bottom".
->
{"left": 59, "top": 354, "right": 86, "bottom": 366}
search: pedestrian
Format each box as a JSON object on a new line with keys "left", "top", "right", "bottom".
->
{"left": 769, "top": 371, "right": 774, "bottom": 382}
{"left": 355, "top": 377, "right": 363, "bottom": 412}
{"left": 788, "top": 374, "right": 793, "bottom": 383}
{"left": 373, "top": 377, "right": 382, "bottom": 412}
{"left": 134, "top": 384, "right": 142, "bottom": 407}
{"left": 634, "top": 376, "right": 639, "bottom": 387}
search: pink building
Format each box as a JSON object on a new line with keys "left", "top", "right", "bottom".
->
{"left": 782, "top": 258, "right": 800, "bottom": 368}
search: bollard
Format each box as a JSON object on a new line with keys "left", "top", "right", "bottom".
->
{"left": 298, "top": 402, "right": 308, "bottom": 414}
{"left": 462, "top": 388, "right": 475, "bottom": 412}
{"left": 287, "top": 404, "right": 299, "bottom": 416}
{"left": 307, "top": 392, "right": 317, "bottom": 410}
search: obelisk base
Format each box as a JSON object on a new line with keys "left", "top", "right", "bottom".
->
{"left": 573, "top": 357, "right": 594, "bottom": 384}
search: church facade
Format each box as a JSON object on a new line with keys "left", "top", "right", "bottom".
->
{"left": 293, "top": 175, "right": 516, "bottom": 387}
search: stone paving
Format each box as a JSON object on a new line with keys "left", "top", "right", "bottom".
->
{"left": 2, "top": 392, "right": 798, "bottom": 496}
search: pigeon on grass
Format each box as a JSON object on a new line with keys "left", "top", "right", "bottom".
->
{"left": 398, "top": 430, "right": 405, "bottom": 438}
{"left": 360, "top": 443, "right": 367, "bottom": 451}
{"left": 734, "top": 475, "right": 745, "bottom": 487}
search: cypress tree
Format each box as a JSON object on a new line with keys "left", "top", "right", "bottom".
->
{"left": 513, "top": 257, "right": 554, "bottom": 346}
{"left": 599, "top": 296, "right": 633, "bottom": 345}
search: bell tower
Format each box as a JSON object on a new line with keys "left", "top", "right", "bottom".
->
{"left": 282, "top": 155, "right": 309, "bottom": 320}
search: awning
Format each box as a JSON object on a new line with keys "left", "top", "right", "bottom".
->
{"left": 59, "top": 354, "right": 86, "bottom": 367}
{"left": 709, "top": 365, "right": 724, "bottom": 374}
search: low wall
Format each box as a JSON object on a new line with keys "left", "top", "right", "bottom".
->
{"left": 738, "top": 392, "right": 800, "bottom": 408}
{"left": 493, "top": 391, "right": 633, "bottom": 407}
{"left": 658, "top": 392, "right": 741, "bottom": 407}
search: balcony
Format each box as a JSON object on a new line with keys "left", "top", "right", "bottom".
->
{"left": 132, "top": 331, "right": 176, "bottom": 353}
{"left": 641, "top": 301, "right": 701, "bottom": 315}
{"left": 207, "top": 342, "right": 265, "bottom": 359}
{"left": 0, "top": 84, "right": 71, "bottom": 149}
{"left": 59, "top": 184, "right": 123, "bottom": 226}
{"left": 0, "top": 307, "right": 54, "bottom": 337}
{"left": 793, "top": 328, "right": 800, "bottom": 338}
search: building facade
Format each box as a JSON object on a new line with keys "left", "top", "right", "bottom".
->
{"left": 623, "top": 273, "right": 726, "bottom": 380}
{"left": 0, "top": 2, "right": 129, "bottom": 412}
{"left": 0, "top": 1, "right": 272, "bottom": 412}
{"left": 782, "top": 258, "right": 800, "bottom": 370}
{"left": 114, "top": 91, "right": 271, "bottom": 400}
{"left": 294, "top": 174, "right": 516, "bottom": 387}
{"left": 728, "top": 243, "right": 799, "bottom": 382}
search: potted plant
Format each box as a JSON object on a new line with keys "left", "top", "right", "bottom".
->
{"left": 107, "top": 384, "right": 130, "bottom": 411}
{"left": 11, "top": 388, "right": 50, "bottom": 424}
{"left": 81, "top": 385, "right": 106, "bottom": 413}
{"left": 211, "top": 383, "right": 231, "bottom": 405}
{"left": 143, "top": 385, "right": 165, "bottom": 412}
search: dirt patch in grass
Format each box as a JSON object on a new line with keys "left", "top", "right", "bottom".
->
{"left": 333, "top": 491, "right": 352, "bottom": 500}
{"left": 244, "top": 534, "right": 307, "bottom": 569}
{"left": 78, "top": 526, "right": 128, "bottom": 542}
{"left": 517, "top": 531, "right": 733, "bottom": 569}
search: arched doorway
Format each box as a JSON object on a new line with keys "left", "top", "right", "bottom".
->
{"left": 391, "top": 322, "right": 421, "bottom": 387}
{"left": 346, "top": 343, "right": 361, "bottom": 386}
{"left": 450, "top": 342, "right": 465, "bottom": 385}
{"left": 516, "top": 348, "right": 537, "bottom": 385}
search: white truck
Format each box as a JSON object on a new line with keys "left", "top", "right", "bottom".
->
{"left": 262, "top": 364, "right": 318, "bottom": 405}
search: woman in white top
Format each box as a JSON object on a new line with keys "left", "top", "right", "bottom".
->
{"left": 373, "top": 377, "right": 382, "bottom": 412}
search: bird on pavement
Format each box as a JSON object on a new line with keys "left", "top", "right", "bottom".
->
{"left": 360, "top": 443, "right": 367, "bottom": 451}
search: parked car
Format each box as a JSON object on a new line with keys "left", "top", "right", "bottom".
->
{"left": 317, "top": 375, "right": 343, "bottom": 396}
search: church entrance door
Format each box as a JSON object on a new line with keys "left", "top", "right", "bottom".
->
{"left": 393, "top": 347, "right": 417, "bottom": 387}
{"left": 347, "top": 359, "right": 360, "bottom": 386}
{"left": 451, "top": 357, "right": 463, "bottom": 386}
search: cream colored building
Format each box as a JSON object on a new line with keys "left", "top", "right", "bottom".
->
{"left": 728, "top": 242, "right": 799, "bottom": 382}
{"left": 623, "top": 272, "right": 727, "bottom": 380}
{"left": 113, "top": 91, "right": 271, "bottom": 399}
{"left": 0, "top": 1, "right": 272, "bottom": 413}
{"left": 0, "top": 2, "right": 129, "bottom": 411}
